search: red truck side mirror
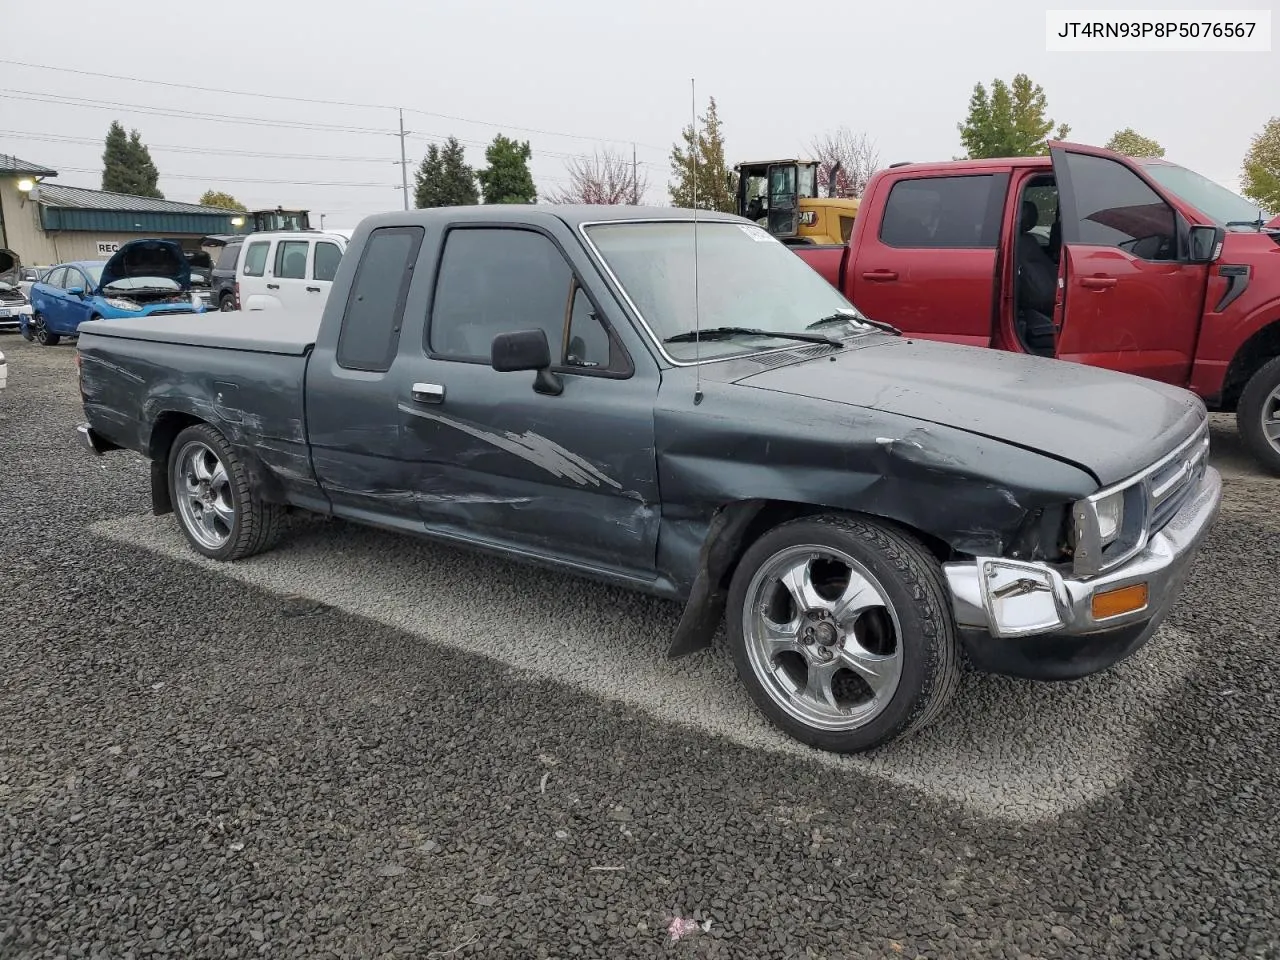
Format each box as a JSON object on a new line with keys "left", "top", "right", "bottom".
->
{"left": 1187, "top": 224, "right": 1224, "bottom": 264}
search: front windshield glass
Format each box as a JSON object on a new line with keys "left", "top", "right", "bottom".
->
{"left": 1139, "top": 160, "right": 1270, "bottom": 227}
{"left": 84, "top": 265, "right": 104, "bottom": 285}
{"left": 104, "top": 275, "right": 179, "bottom": 292}
{"left": 585, "top": 220, "right": 866, "bottom": 362}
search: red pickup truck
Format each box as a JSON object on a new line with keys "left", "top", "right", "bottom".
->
{"left": 796, "top": 141, "right": 1280, "bottom": 473}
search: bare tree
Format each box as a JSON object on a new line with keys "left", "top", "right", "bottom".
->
{"left": 807, "top": 127, "right": 882, "bottom": 198}
{"left": 546, "top": 146, "right": 649, "bottom": 205}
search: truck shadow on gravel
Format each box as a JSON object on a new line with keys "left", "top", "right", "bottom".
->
{"left": 89, "top": 509, "right": 1204, "bottom": 825}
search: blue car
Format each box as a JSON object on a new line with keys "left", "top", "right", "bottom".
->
{"left": 22, "top": 238, "right": 207, "bottom": 346}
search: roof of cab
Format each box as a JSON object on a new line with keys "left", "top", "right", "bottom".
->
{"left": 354, "top": 204, "right": 749, "bottom": 233}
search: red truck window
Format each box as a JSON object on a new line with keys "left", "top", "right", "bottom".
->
{"left": 1059, "top": 152, "right": 1177, "bottom": 261}
{"left": 879, "top": 175, "right": 1002, "bottom": 249}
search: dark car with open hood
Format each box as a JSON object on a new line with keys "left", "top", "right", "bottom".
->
{"left": 71, "top": 205, "right": 1222, "bottom": 753}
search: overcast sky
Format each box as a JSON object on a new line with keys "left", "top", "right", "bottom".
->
{"left": 1, "top": 0, "right": 1275, "bottom": 228}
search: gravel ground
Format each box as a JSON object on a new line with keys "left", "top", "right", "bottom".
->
{"left": 2, "top": 336, "right": 1279, "bottom": 959}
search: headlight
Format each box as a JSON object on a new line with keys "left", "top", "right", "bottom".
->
{"left": 1094, "top": 491, "right": 1124, "bottom": 545}
{"left": 104, "top": 297, "right": 143, "bottom": 311}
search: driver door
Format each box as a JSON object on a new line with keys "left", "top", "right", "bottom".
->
{"left": 766, "top": 163, "right": 800, "bottom": 238}
{"left": 1050, "top": 143, "right": 1209, "bottom": 385}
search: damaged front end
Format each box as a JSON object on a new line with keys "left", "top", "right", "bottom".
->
{"left": 96, "top": 239, "right": 207, "bottom": 314}
{"left": 942, "top": 423, "right": 1220, "bottom": 680}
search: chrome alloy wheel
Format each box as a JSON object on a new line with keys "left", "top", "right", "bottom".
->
{"left": 742, "top": 544, "right": 903, "bottom": 732}
{"left": 173, "top": 440, "right": 235, "bottom": 549}
{"left": 1262, "top": 384, "right": 1280, "bottom": 456}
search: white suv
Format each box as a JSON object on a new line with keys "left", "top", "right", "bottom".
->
{"left": 234, "top": 231, "right": 348, "bottom": 312}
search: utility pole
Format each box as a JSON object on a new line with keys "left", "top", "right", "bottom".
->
{"left": 397, "top": 108, "right": 410, "bottom": 210}
{"left": 632, "top": 142, "right": 638, "bottom": 205}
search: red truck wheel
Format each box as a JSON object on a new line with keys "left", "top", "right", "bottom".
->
{"left": 1237, "top": 356, "right": 1280, "bottom": 477}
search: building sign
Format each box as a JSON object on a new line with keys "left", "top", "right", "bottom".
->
{"left": 95, "top": 241, "right": 120, "bottom": 255}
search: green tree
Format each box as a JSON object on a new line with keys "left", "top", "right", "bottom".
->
{"left": 1105, "top": 128, "right": 1165, "bottom": 158}
{"left": 414, "top": 137, "right": 480, "bottom": 208}
{"left": 102, "top": 121, "right": 163, "bottom": 198}
{"left": 957, "top": 74, "right": 1070, "bottom": 159}
{"left": 477, "top": 134, "right": 537, "bottom": 204}
{"left": 1241, "top": 117, "right": 1280, "bottom": 214}
{"left": 198, "top": 190, "right": 247, "bottom": 211}
{"left": 669, "top": 96, "right": 735, "bottom": 212}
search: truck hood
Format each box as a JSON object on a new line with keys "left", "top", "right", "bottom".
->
{"left": 98, "top": 239, "right": 191, "bottom": 292}
{"left": 0, "top": 248, "right": 20, "bottom": 290}
{"left": 733, "top": 336, "right": 1203, "bottom": 486}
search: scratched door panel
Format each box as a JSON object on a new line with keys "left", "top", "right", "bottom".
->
{"left": 400, "top": 361, "right": 661, "bottom": 578}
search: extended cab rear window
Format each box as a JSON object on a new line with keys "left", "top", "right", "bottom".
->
{"left": 335, "top": 226, "right": 425, "bottom": 372}
{"left": 879, "top": 174, "right": 1001, "bottom": 249}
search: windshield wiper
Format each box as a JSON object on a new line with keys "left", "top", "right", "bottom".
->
{"left": 663, "top": 326, "right": 844, "bottom": 348}
{"left": 807, "top": 312, "right": 903, "bottom": 336}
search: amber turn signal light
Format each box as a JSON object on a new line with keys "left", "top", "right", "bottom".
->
{"left": 1091, "top": 583, "right": 1149, "bottom": 621}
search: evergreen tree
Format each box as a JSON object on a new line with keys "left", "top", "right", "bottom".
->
{"left": 414, "top": 137, "right": 479, "bottom": 208}
{"left": 957, "top": 74, "right": 1070, "bottom": 159}
{"left": 101, "top": 122, "right": 163, "bottom": 198}
{"left": 1104, "top": 128, "right": 1165, "bottom": 158}
{"left": 668, "top": 96, "right": 736, "bottom": 213}
{"left": 477, "top": 135, "right": 537, "bottom": 204}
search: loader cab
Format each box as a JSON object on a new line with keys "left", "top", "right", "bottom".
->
{"left": 735, "top": 159, "right": 817, "bottom": 239}
{"left": 733, "top": 159, "right": 861, "bottom": 246}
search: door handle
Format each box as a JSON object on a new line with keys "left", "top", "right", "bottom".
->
{"left": 306, "top": 286, "right": 321, "bottom": 293}
{"left": 411, "top": 382, "right": 445, "bottom": 404}
{"left": 266, "top": 283, "right": 280, "bottom": 290}
{"left": 1080, "top": 277, "right": 1117, "bottom": 290}
{"left": 861, "top": 270, "right": 899, "bottom": 282}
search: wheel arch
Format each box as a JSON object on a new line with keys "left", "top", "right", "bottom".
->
{"left": 666, "top": 498, "right": 955, "bottom": 658}
{"left": 147, "top": 411, "right": 286, "bottom": 516}
{"left": 1219, "top": 317, "right": 1280, "bottom": 411}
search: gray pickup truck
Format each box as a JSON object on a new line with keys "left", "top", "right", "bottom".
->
{"left": 75, "top": 205, "right": 1222, "bottom": 753}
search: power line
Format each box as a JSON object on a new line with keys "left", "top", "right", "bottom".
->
{"left": 51, "top": 164, "right": 398, "bottom": 189}
{"left": 0, "top": 57, "right": 666, "bottom": 151}
{"left": 0, "top": 90, "right": 392, "bottom": 136}
{"left": 0, "top": 128, "right": 393, "bottom": 163}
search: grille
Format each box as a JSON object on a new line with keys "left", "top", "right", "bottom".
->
{"left": 1146, "top": 423, "right": 1210, "bottom": 534}
{"left": 148, "top": 308, "right": 195, "bottom": 317}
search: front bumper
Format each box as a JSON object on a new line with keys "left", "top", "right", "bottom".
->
{"left": 942, "top": 464, "right": 1222, "bottom": 680}
{"left": 0, "top": 304, "right": 32, "bottom": 328}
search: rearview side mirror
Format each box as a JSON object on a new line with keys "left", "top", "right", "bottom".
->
{"left": 491, "top": 329, "right": 563, "bottom": 396}
{"left": 1187, "top": 224, "right": 1224, "bottom": 263}
{"left": 67, "top": 287, "right": 85, "bottom": 297}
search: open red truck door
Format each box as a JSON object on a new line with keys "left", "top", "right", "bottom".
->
{"left": 1048, "top": 141, "right": 1219, "bottom": 384}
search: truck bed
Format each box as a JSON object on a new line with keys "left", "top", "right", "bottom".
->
{"left": 78, "top": 311, "right": 321, "bottom": 355}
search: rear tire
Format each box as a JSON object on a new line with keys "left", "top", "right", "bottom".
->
{"left": 167, "top": 423, "right": 284, "bottom": 561}
{"left": 1237, "top": 356, "right": 1280, "bottom": 477}
{"left": 727, "top": 513, "right": 961, "bottom": 753}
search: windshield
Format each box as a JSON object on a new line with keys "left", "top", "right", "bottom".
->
{"left": 1138, "top": 160, "right": 1270, "bottom": 227}
{"left": 585, "top": 220, "right": 864, "bottom": 362}
{"left": 104, "top": 275, "right": 179, "bottom": 292}
{"left": 83, "top": 265, "right": 104, "bottom": 285}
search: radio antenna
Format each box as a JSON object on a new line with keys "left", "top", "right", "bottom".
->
{"left": 691, "top": 77, "right": 703, "bottom": 406}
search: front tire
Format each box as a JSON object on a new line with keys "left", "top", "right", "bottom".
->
{"left": 1237, "top": 356, "right": 1280, "bottom": 476}
{"left": 727, "top": 514, "right": 961, "bottom": 753}
{"left": 167, "top": 423, "right": 284, "bottom": 561}
{"left": 219, "top": 294, "right": 236, "bottom": 312}
{"left": 32, "top": 314, "right": 59, "bottom": 346}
